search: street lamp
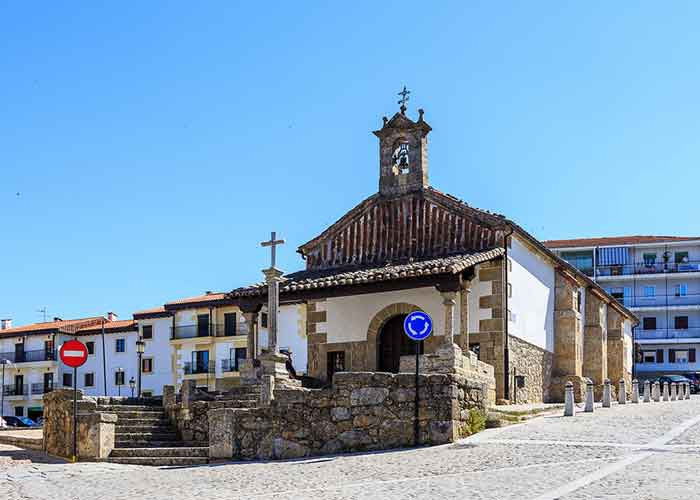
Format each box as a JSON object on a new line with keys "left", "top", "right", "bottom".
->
{"left": 135, "top": 339, "right": 145, "bottom": 398}
{"left": 128, "top": 377, "right": 135, "bottom": 398}
{"left": 117, "top": 367, "right": 124, "bottom": 396}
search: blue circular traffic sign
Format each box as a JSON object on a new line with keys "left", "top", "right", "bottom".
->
{"left": 404, "top": 311, "right": 433, "bottom": 341}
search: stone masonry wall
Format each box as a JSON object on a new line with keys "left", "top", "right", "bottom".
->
{"left": 209, "top": 371, "right": 488, "bottom": 461}
{"left": 508, "top": 335, "right": 553, "bottom": 404}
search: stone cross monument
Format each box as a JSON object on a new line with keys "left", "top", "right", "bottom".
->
{"left": 260, "top": 231, "right": 285, "bottom": 353}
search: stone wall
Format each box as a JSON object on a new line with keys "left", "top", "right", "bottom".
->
{"left": 43, "top": 389, "right": 116, "bottom": 460}
{"left": 209, "top": 371, "right": 488, "bottom": 461}
{"left": 508, "top": 335, "right": 553, "bottom": 404}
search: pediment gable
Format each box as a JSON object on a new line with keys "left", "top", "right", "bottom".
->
{"left": 298, "top": 188, "right": 507, "bottom": 270}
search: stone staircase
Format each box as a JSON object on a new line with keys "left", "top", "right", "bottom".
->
{"left": 98, "top": 402, "right": 209, "bottom": 466}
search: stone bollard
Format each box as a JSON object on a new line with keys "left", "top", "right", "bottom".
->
{"left": 631, "top": 379, "right": 640, "bottom": 403}
{"left": 618, "top": 379, "right": 626, "bottom": 405}
{"left": 643, "top": 380, "right": 651, "bottom": 403}
{"left": 671, "top": 383, "right": 677, "bottom": 401}
{"left": 687, "top": 382, "right": 692, "bottom": 400}
{"left": 653, "top": 381, "right": 661, "bottom": 402}
{"left": 602, "top": 379, "right": 612, "bottom": 408}
{"left": 663, "top": 382, "right": 670, "bottom": 401}
{"left": 584, "top": 381, "right": 594, "bottom": 413}
{"left": 564, "top": 381, "right": 576, "bottom": 416}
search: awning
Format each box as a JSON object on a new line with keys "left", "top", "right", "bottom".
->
{"left": 597, "top": 247, "right": 631, "bottom": 266}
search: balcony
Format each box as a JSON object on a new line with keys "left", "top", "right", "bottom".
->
{"left": 2, "top": 384, "right": 28, "bottom": 397}
{"left": 183, "top": 360, "right": 215, "bottom": 375}
{"left": 596, "top": 261, "right": 700, "bottom": 278}
{"left": 636, "top": 328, "right": 700, "bottom": 341}
{"left": 636, "top": 362, "right": 697, "bottom": 372}
{"left": 221, "top": 358, "right": 245, "bottom": 372}
{"left": 616, "top": 293, "right": 700, "bottom": 309}
{"left": 170, "top": 323, "right": 237, "bottom": 340}
{"left": 30, "top": 383, "right": 53, "bottom": 395}
{"left": 0, "top": 349, "right": 56, "bottom": 364}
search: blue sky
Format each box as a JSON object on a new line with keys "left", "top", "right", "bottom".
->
{"left": 2, "top": 2, "right": 699, "bottom": 326}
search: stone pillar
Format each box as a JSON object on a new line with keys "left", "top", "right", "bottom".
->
{"left": 163, "top": 385, "right": 176, "bottom": 409}
{"left": 181, "top": 379, "right": 196, "bottom": 410}
{"left": 631, "top": 380, "right": 639, "bottom": 403}
{"left": 564, "top": 382, "right": 575, "bottom": 416}
{"left": 441, "top": 291, "right": 457, "bottom": 347}
{"left": 242, "top": 311, "right": 258, "bottom": 361}
{"left": 653, "top": 381, "right": 660, "bottom": 402}
{"left": 584, "top": 381, "right": 594, "bottom": 412}
{"left": 583, "top": 290, "right": 608, "bottom": 398}
{"left": 458, "top": 286, "right": 471, "bottom": 352}
{"left": 606, "top": 308, "right": 625, "bottom": 388}
{"left": 262, "top": 267, "right": 284, "bottom": 353}
{"left": 208, "top": 408, "right": 235, "bottom": 460}
{"left": 643, "top": 380, "right": 651, "bottom": 403}
{"left": 602, "top": 379, "right": 611, "bottom": 408}
{"left": 663, "top": 382, "right": 670, "bottom": 401}
{"left": 618, "top": 379, "right": 626, "bottom": 404}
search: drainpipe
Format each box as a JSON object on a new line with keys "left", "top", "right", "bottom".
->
{"left": 503, "top": 225, "right": 514, "bottom": 402}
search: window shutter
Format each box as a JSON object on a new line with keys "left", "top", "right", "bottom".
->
{"left": 669, "top": 349, "right": 676, "bottom": 363}
{"left": 656, "top": 349, "right": 664, "bottom": 363}
{"left": 690, "top": 349, "right": 696, "bottom": 363}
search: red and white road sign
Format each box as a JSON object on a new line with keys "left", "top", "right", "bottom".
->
{"left": 59, "top": 339, "right": 88, "bottom": 368}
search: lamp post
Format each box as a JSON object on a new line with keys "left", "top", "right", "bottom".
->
{"left": 129, "top": 377, "right": 135, "bottom": 398}
{"left": 0, "top": 359, "right": 10, "bottom": 420}
{"left": 117, "top": 367, "right": 123, "bottom": 396}
{"left": 135, "top": 339, "right": 145, "bottom": 398}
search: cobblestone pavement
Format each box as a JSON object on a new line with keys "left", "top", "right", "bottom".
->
{"left": 1, "top": 397, "right": 699, "bottom": 499}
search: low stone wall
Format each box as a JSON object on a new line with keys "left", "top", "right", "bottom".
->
{"left": 209, "top": 371, "right": 488, "bottom": 461}
{"left": 0, "top": 431, "right": 43, "bottom": 451}
{"left": 42, "top": 389, "right": 116, "bottom": 460}
{"left": 508, "top": 335, "right": 553, "bottom": 404}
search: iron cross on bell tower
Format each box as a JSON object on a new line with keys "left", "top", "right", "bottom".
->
{"left": 397, "top": 85, "right": 411, "bottom": 114}
{"left": 260, "top": 231, "right": 285, "bottom": 354}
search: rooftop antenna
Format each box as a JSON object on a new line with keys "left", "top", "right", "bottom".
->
{"left": 36, "top": 307, "right": 48, "bottom": 322}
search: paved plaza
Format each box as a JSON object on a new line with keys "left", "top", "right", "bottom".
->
{"left": 1, "top": 397, "right": 699, "bottom": 500}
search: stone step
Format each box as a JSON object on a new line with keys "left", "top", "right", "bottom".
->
{"left": 105, "top": 457, "right": 209, "bottom": 466}
{"left": 115, "top": 431, "right": 178, "bottom": 441}
{"left": 110, "top": 446, "right": 209, "bottom": 458}
{"left": 115, "top": 424, "right": 176, "bottom": 433}
{"left": 98, "top": 405, "right": 165, "bottom": 412}
{"left": 103, "top": 410, "right": 167, "bottom": 419}
{"left": 116, "top": 417, "right": 170, "bottom": 425}
{"left": 113, "top": 440, "right": 206, "bottom": 448}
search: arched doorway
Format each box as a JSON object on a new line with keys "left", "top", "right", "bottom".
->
{"left": 378, "top": 314, "right": 424, "bottom": 373}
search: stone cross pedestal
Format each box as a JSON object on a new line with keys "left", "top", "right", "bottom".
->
{"left": 584, "top": 382, "right": 594, "bottom": 412}
{"left": 564, "top": 381, "right": 576, "bottom": 417}
{"left": 618, "top": 379, "right": 626, "bottom": 405}
{"left": 643, "top": 380, "right": 651, "bottom": 403}
{"left": 653, "top": 381, "right": 660, "bottom": 402}
{"left": 663, "top": 382, "right": 670, "bottom": 401}
{"left": 631, "top": 379, "right": 639, "bottom": 403}
{"left": 602, "top": 379, "right": 612, "bottom": 408}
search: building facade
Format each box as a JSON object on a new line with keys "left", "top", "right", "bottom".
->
{"left": 546, "top": 236, "right": 700, "bottom": 381}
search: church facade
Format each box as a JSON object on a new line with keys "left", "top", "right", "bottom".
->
{"left": 230, "top": 104, "right": 637, "bottom": 403}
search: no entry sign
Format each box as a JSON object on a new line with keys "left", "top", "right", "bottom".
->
{"left": 59, "top": 339, "right": 88, "bottom": 368}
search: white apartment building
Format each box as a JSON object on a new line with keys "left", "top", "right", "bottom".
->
{"left": 546, "top": 236, "right": 700, "bottom": 382}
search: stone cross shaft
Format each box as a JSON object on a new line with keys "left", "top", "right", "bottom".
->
{"left": 261, "top": 231, "right": 286, "bottom": 353}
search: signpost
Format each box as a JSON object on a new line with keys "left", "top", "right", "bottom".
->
{"left": 59, "top": 339, "right": 88, "bottom": 462}
{"left": 404, "top": 311, "right": 433, "bottom": 446}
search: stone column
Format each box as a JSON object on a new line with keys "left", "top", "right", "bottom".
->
{"left": 441, "top": 291, "right": 457, "bottom": 347}
{"left": 606, "top": 308, "right": 625, "bottom": 387}
{"left": 583, "top": 290, "right": 608, "bottom": 398}
{"left": 242, "top": 312, "right": 258, "bottom": 360}
{"left": 262, "top": 267, "right": 284, "bottom": 353}
{"left": 459, "top": 286, "right": 471, "bottom": 352}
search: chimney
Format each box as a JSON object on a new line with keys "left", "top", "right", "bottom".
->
{"left": 205, "top": 291, "right": 213, "bottom": 295}
{"left": 53, "top": 317, "right": 62, "bottom": 322}
{"left": 107, "top": 312, "right": 118, "bottom": 322}
{"left": 0, "top": 319, "right": 11, "bottom": 330}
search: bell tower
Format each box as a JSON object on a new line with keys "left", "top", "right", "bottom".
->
{"left": 373, "top": 87, "right": 432, "bottom": 197}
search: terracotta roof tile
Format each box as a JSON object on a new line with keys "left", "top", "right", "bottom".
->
{"left": 164, "top": 293, "right": 227, "bottom": 306}
{"left": 543, "top": 235, "right": 700, "bottom": 249}
{"left": 0, "top": 317, "right": 105, "bottom": 337}
{"left": 230, "top": 249, "right": 504, "bottom": 297}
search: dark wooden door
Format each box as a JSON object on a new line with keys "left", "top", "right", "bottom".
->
{"left": 379, "top": 315, "right": 407, "bottom": 373}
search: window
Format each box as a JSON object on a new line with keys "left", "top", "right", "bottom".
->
{"left": 691, "top": 349, "right": 697, "bottom": 363}
{"left": 507, "top": 283, "right": 513, "bottom": 298}
{"left": 561, "top": 251, "right": 594, "bottom": 275}
{"left": 86, "top": 341, "right": 95, "bottom": 355}
{"left": 643, "top": 253, "right": 657, "bottom": 266}
{"left": 197, "top": 314, "right": 210, "bottom": 337}
{"left": 469, "top": 343, "right": 481, "bottom": 359}
{"left": 142, "top": 358, "right": 153, "bottom": 374}
{"left": 675, "top": 350, "right": 689, "bottom": 364}
{"left": 14, "top": 406, "right": 24, "bottom": 417}
{"left": 642, "top": 286, "right": 655, "bottom": 298}
{"left": 675, "top": 284, "right": 688, "bottom": 297}
{"left": 114, "top": 371, "right": 125, "bottom": 386}
{"left": 675, "top": 251, "right": 690, "bottom": 264}
{"left": 675, "top": 316, "right": 689, "bottom": 330}
{"left": 642, "top": 351, "right": 656, "bottom": 363}
{"left": 261, "top": 313, "right": 268, "bottom": 328}
{"left": 191, "top": 350, "right": 209, "bottom": 373}
{"left": 84, "top": 373, "right": 94, "bottom": 387}
{"left": 327, "top": 351, "right": 345, "bottom": 380}
{"left": 224, "top": 313, "right": 237, "bottom": 336}
{"left": 576, "top": 290, "right": 582, "bottom": 313}
{"left": 142, "top": 325, "right": 153, "bottom": 340}
{"left": 231, "top": 347, "right": 247, "bottom": 371}
{"left": 656, "top": 349, "right": 664, "bottom": 363}
{"left": 115, "top": 338, "right": 125, "bottom": 353}
{"left": 642, "top": 317, "right": 657, "bottom": 331}
{"left": 62, "top": 373, "right": 73, "bottom": 387}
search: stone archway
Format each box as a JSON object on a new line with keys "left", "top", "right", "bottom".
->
{"left": 366, "top": 303, "right": 424, "bottom": 371}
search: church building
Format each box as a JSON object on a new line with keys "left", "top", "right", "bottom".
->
{"left": 229, "top": 100, "right": 637, "bottom": 403}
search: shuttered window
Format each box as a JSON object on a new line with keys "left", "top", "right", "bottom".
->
{"left": 656, "top": 350, "right": 664, "bottom": 363}
{"left": 669, "top": 350, "right": 676, "bottom": 363}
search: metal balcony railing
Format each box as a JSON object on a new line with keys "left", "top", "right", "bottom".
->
{"left": 0, "top": 349, "right": 56, "bottom": 363}
{"left": 636, "top": 328, "right": 700, "bottom": 340}
{"left": 170, "top": 323, "right": 237, "bottom": 340}
{"left": 183, "top": 360, "right": 215, "bottom": 375}
{"left": 615, "top": 293, "right": 700, "bottom": 308}
{"left": 30, "top": 383, "right": 52, "bottom": 395}
{"left": 2, "top": 384, "right": 28, "bottom": 396}
{"left": 596, "top": 261, "right": 700, "bottom": 278}
{"left": 221, "top": 358, "right": 245, "bottom": 372}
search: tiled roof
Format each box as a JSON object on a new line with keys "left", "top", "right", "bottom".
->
{"left": 544, "top": 235, "right": 700, "bottom": 249}
{"left": 164, "top": 293, "right": 227, "bottom": 306}
{"left": 230, "top": 249, "right": 504, "bottom": 297}
{"left": 75, "top": 320, "right": 137, "bottom": 334}
{"left": 133, "top": 306, "right": 171, "bottom": 319}
{"left": 0, "top": 317, "right": 105, "bottom": 337}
